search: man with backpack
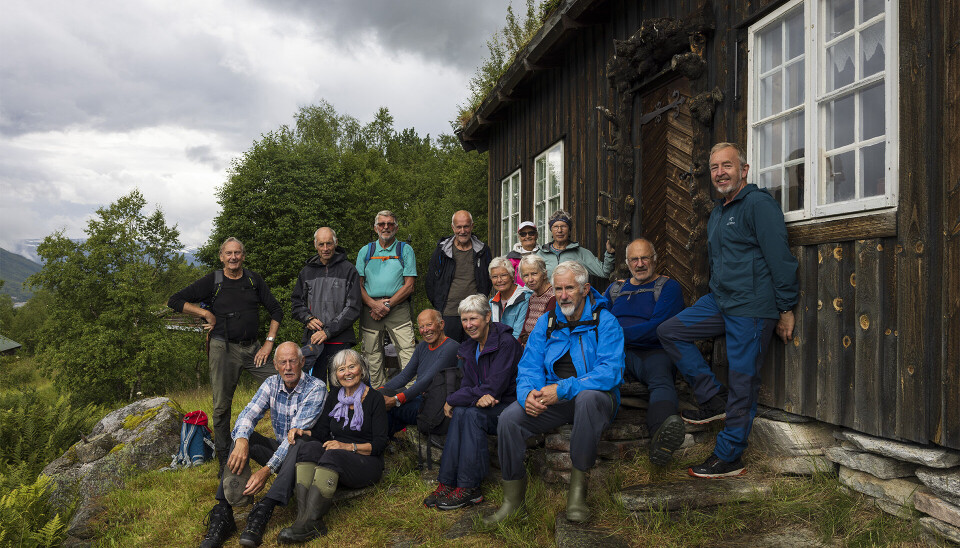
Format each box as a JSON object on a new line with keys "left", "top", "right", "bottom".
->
{"left": 167, "top": 237, "right": 283, "bottom": 474}
{"left": 291, "top": 227, "right": 362, "bottom": 382}
{"left": 605, "top": 238, "right": 686, "bottom": 466}
{"left": 486, "top": 261, "right": 624, "bottom": 525}
{"left": 355, "top": 210, "right": 418, "bottom": 388}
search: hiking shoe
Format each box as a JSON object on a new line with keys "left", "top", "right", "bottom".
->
{"left": 681, "top": 395, "right": 727, "bottom": 425}
{"left": 649, "top": 414, "right": 686, "bottom": 466}
{"left": 222, "top": 460, "right": 252, "bottom": 507}
{"left": 436, "top": 487, "right": 483, "bottom": 510}
{"left": 423, "top": 483, "right": 453, "bottom": 508}
{"left": 688, "top": 454, "right": 745, "bottom": 478}
{"left": 200, "top": 504, "right": 236, "bottom": 548}
{"left": 238, "top": 499, "right": 274, "bottom": 547}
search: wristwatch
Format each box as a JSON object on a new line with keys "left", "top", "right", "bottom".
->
{"left": 265, "top": 336, "right": 275, "bottom": 342}
{"left": 352, "top": 443, "right": 358, "bottom": 453}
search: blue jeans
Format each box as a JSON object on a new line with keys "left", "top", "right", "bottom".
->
{"left": 657, "top": 293, "right": 776, "bottom": 462}
{"left": 387, "top": 395, "right": 422, "bottom": 437}
{"left": 624, "top": 348, "right": 677, "bottom": 433}
{"left": 437, "top": 402, "right": 509, "bottom": 488}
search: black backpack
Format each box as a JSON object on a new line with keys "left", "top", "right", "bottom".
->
{"left": 606, "top": 275, "right": 669, "bottom": 305}
{"left": 415, "top": 365, "right": 462, "bottom": 470}
{"left": 202, "top": 268, "right": 256, "bottom": 310}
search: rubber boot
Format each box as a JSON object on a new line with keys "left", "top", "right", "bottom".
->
{"left": 482, "top": 478, "right": 526, "bottom": 525}
{"left": 277, "top": 467, "right": 337, "bottom": 544}
{"left": 565, "top": 468, "right": 590, "bottom": 523}
{"left": 291, "top": 463, "right": 317, "bottom": 526}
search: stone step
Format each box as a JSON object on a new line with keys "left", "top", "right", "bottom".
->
{"left": 616, "top": 477, "right": 774, "bottom": 512}
{"left": 554, "top": 514, "right": 630, "bottom": 548}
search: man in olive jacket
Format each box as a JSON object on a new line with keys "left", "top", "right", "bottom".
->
{"left": 658, "top": 142, "right": 798, "bottom": 479}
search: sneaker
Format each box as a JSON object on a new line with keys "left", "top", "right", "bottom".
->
{"left": 681, "top": 395, "right": 727, "bottom": 425}
{"left": 238, "top": 499, "right": 274, "bottom": 547}
{"left": 436, "top": 486, "right": 483, "bottom": 510}
{"left": 222, "top": 460, "right": 252, "bottom": 507}
{"left": 200, "top": 504, "right": 237, "bottom": 548}
{"left": 649, "top": 414, "right": 686, "bottom": 466}
{"left": 688, "top": 454, "right": 745, "bottom": 478}
{"left": 423, "top": 483, "right": 453, "bottom": 508}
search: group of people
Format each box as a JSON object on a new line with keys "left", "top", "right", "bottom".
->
{"left": 168, "top": 142, "right": 799, "bottom": 547}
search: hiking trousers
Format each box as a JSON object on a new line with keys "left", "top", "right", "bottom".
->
{"left": 296, "top": 439, "right": 384, "bottom": 488}
{"left": 215, "top": 433, "right": 296, "bottom": 505}
{"left": 624, "top": 348, "right": 678, "bottom": 434}
{"left": 497, "top": 390, "right": 614, "bottom": 481}
{"left": 437, "top": 402, "right": 509, "bottom": 489}
{"left": 657, "top": 293, "right": 777, "bottom": 462}
{"left": 208, "top": 338, "right": 273, "bottom": 456}
{"left": 360, "top": 301, "right": 416, "bottom": 388}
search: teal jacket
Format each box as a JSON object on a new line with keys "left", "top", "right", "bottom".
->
{"left": 707, "top": 184, "right": 799, "bottom": 319}
{"left": 538, "top": 241, "right": 615, "bottom": 280}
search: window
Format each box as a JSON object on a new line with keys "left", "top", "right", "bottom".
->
{"left": 500, "top": 170, "right": 521, "bottom": 254}
{"left": 748, "top": 0, "right": 897, "bottom": 222}
{"left": 534, "top": 140, "right": 564, "bottom": 237}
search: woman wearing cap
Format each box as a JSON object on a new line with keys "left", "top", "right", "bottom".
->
{"left": 537, "top": 209, "right": 615, "bottom": 279}
{"left": 506, "top": 221, "right": 540, "bottom": 286}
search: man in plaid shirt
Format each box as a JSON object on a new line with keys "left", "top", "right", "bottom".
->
{"left": 200, "top": 341, "right": 326, "bottom": 548}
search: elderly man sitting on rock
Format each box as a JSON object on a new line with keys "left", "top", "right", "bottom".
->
{"left": 200, "top": 341, "right": 326, "bottom": 548}
{"left": 486, "top": 260, "right": 625, "bottom": 525}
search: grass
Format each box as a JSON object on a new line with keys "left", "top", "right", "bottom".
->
{"left": 85, "top": 382, "right": 928, "bottom": 547}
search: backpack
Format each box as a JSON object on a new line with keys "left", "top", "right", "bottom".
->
{"left": 362, "top": 241, "right": 407, "bottom": 269}
{"left": 201, "top": 268, "right": 256, "bottom": 310}
{"left": 545, "top": 309, "right": 601, "bottom": 343}
{"left": 606, "top": 275, "right": 669, "bottom": 305}
{"left": 415, "top": 365, "right": 463, "bottom": 470}
{"left": 166, "top": 410, "right": 215, "bottom": 470}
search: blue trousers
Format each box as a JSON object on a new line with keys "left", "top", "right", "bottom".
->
{"left": 387, "top": 395, "right": 422, "bottom": 437}
{"left": 624, "top": 348, "right": 677, "bottom": 433}
{"left": 437, "top": 402, "right": 509, "bottom": 488}
{"left": 657, "top": 294, "right": 776, "bottom": 462}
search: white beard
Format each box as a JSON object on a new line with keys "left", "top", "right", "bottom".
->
{"left": 559, "top": 303, "right": 576, "bottom": 317}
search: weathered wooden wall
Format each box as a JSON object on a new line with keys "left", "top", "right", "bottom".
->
{"left": 476, "top": 0, "right": 959, "bottom": 449}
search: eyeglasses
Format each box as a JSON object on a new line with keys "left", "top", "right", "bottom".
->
{"left": 627, "top": 256, "right": 655, "bottom": 264}
{"left": 518, "top": 231, "right": 537, "bottom": 237}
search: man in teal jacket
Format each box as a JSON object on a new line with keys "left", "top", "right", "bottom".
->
{"left": 486, "top": 260, "right": 624, "bottom": 525}
{"left": 658, "top": 142, "right": 798, "bottom": 479}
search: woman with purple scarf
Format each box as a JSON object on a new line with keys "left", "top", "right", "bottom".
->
{"left": 277, "top": 349, "right": 387, "bottom": 543}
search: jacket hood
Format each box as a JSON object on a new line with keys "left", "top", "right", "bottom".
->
{"left": 491, "top": 285, "right": 532, "bottom": 307}
{"left": 304, "top": 246, "right": 349, "bottom": 268}
{"left": 440, "top": 234, "right": 487, "bottom": 257}
{"left": 510, "top": 242, "right": 540, "bottom": 256}
{"left": 554, "top": 287, "right": 610, "bottom": 323}
{"left": 715, "top": 183, "right": 763, "bottom": 206}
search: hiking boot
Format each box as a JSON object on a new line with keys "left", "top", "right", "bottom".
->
{"left": 681, "top": 394, "right": 727, "bottom": 425}
{"left": 649, "top": 414, "right": 686, "bottom": 466}
{"left": 200, "top": 504, "right": 236, "bottom": 548}
{"left": 238, "top": 499, "right": 274, "bottom": 547}
{"left": 688, "top": 454, "right": 745, "bottom": 478}
{"left": 222, "top": 460, "right": 252, "bottom": 507}
{"left": 423, "top": 483, "right": 453, "bottom": 508}
{"left": 436, "top": 486, "right": 483, "bottom": 510}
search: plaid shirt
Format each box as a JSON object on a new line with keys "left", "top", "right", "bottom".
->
{"left": 231, "top": 372, "right": 326, "bottom": 472}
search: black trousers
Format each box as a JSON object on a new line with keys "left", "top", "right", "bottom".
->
{"left": 215, "top": 432, "right": 297, "bottom": 506}
{"left": 294, "top": 439, "right": 384, "bottom": 489}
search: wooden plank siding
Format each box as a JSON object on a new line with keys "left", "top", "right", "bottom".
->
{"left": 472, "top": 0, "right": 958, "bottom": 449}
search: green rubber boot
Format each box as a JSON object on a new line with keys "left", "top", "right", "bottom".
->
{"left": 565, "top": 468, "right": 590, "bottom": 523}
{"left": 483, "top": 478, "right": 527, "bottom": 525}
{"left": 277, "top": 464, "right": 335, "bottom": 544}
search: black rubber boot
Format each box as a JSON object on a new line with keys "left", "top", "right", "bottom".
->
{"left": 277, "top": 467, "right": 337, "bottom": 543}
{"left": 565, "top": 468, "right": 590, "bottom": 523}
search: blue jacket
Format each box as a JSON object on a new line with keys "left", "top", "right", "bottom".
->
{"left": 447, "top": 322, "right": 521, "bottom": 408}
{"left": 708, "top": 184, "right": 799, "bottom": 319}
{"left": 516, "top": 288, "right": 625, "bottom": 409}
{"left": 490, "top": 286, "right": 532, "bottom": 340}
{"left": 604, "top": 276, "right": 684, "bottom": 350}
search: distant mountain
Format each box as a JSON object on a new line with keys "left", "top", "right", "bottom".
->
{"left": 0, "top": 247, "right": 43, "bottom": 303}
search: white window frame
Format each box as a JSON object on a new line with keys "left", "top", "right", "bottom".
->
{"left": 534, "top": 140, "right": 564, "bottom": 237}
{"left": 500, "top": 169, "right": 521, "bottom": 254}
{"left": 747, "top": 0, "right": 898, "bottom": 223}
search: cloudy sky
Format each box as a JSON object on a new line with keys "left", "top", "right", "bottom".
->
{"left": 0, "top": 0, "right": 515, "bottom": 254}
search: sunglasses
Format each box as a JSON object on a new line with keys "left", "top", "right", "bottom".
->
{"left": 518, "top": 230, "right": 537, "bottom": 237}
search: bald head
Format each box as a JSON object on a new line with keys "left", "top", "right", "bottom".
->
{"left": 417, "top": 309, "right": 445, "bottom": 345}
{"left": 626, "top": 238, "right": 658, "bottom": 285}
{"left": 314, "top": 227, "right": 337, "bottom": 263}
{"left": 452, "top": 210, "right": 474, "bottom": 249}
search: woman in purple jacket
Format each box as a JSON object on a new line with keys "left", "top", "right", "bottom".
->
{"left": 422, "top": 294, "right": 522, "bottom": 512}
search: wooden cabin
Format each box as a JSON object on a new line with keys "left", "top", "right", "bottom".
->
{"left": 457, "top": 0, "right": 959, "bottom": 450}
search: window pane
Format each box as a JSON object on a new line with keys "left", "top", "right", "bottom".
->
{"left": 502, "top": 184, "right": 509, "bottom": 212}
{"left": 760, "top": 24, "right": 783, "bottom": 72}
{"left": 759, "top": 170, "right": 783, "bottom": 208}
{"left": 549, "top": 197, "right": 560, "bottom": 215}
{"left": 760, "top": 72, "right": 783, "bottom": 117}
{"left": 785, "top": 112, "right": 805, "bottom": 161}
{"left": 786, "top": 163, "right": 804, "bottom": 211}
{"left": 861, "top": 143, "right": 885, "bottom": 197}
{"left": 826, "top": 93, "right": 855, "bottom": 149}
{"left": 824, "top": 150, "right": 856, "bottom": 203}
{"left": 861, "top": 22, "right": 885, "bottom": 78}
{"left": 826, "top": 0, "right": 855, "bottom": 39}
{"left": 785, "top": 60, "right": 804, "bottom": 108}
{"left": 786, "top": 10, "right": 805, "bottom": 60}
{"left": 826, "top": 36, "right": 855, "bottom": 91}
{"left": 861, "top": 0, "right": 883, "bottom": 22}
{"left": 758, "top": 120, "right": 783, "bottom": 167}
{"left": 861, "top": 82, "right": 885, "bottom": 140}
{"left": 512, "top": 181, "right": 519, "bottom": 211}
{"left": 536, "top": 159, "right": 545, "bottom": 199}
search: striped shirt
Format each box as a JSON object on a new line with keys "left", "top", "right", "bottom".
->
{"left": 231, "top": 372, "right": 326, "bottom": 471}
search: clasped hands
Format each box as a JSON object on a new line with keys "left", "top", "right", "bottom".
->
{"left": 524, "top": 384, "right": 559, "bottom": 417}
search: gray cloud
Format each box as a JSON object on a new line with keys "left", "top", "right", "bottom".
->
{"left": 185, "top": 145, "right": 224, "bottom": 171}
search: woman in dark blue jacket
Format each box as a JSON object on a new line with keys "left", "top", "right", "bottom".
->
{"left": 422, "top": 294, "right": 522, "bottom": 512}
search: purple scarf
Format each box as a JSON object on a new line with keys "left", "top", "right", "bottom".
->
{"left": 329, "top": 384, "right": 366, "bottom": 431}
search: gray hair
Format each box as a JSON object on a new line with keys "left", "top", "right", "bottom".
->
{"left": 374, "top": 210, "right": 398, "bottom": 226}
{"left": 451, "top": 210, "right": 474, "bottom": 224}
{"left": 552, "top": 260, "right": 589, "bottom": 287}
{"left": 314, "top": 227, "right": 338, "bottom": 246}
{"left": 273, "top": 342, "right": 303, "bottom": 361}
{"left": 710, "top": 142, "right": 747, "bottom": 165}
{"left": 329, "top": 348, "right": 369, "bottom": 387}
{"left": 488, "top": 256, "right": 515, "bottom": 277}
{"left": 219, "top": 237, "right": 245, "bottom": 255}
{"left": 458, "top": 294, "right": 491, "bottom": 317}
{"left": 518, "top": 254, "right": 547, "bottom": 275}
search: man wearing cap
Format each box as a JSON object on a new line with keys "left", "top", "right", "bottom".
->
{"left": 506, "top": 221, "right": 540, "bottom": 286}
{"left": 425, "top": 210, "right": 493, "bottom": 342}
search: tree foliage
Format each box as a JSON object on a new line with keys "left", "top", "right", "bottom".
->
{"left": 28, "top": 191, "right": 202, "bottom": 405}
{"left": 200, "top": 101, "right": 489, "bottom": 344}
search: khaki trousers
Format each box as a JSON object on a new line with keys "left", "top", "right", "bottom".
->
{"left": 359, "top": 300, "right": 416, "bottom": 388}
